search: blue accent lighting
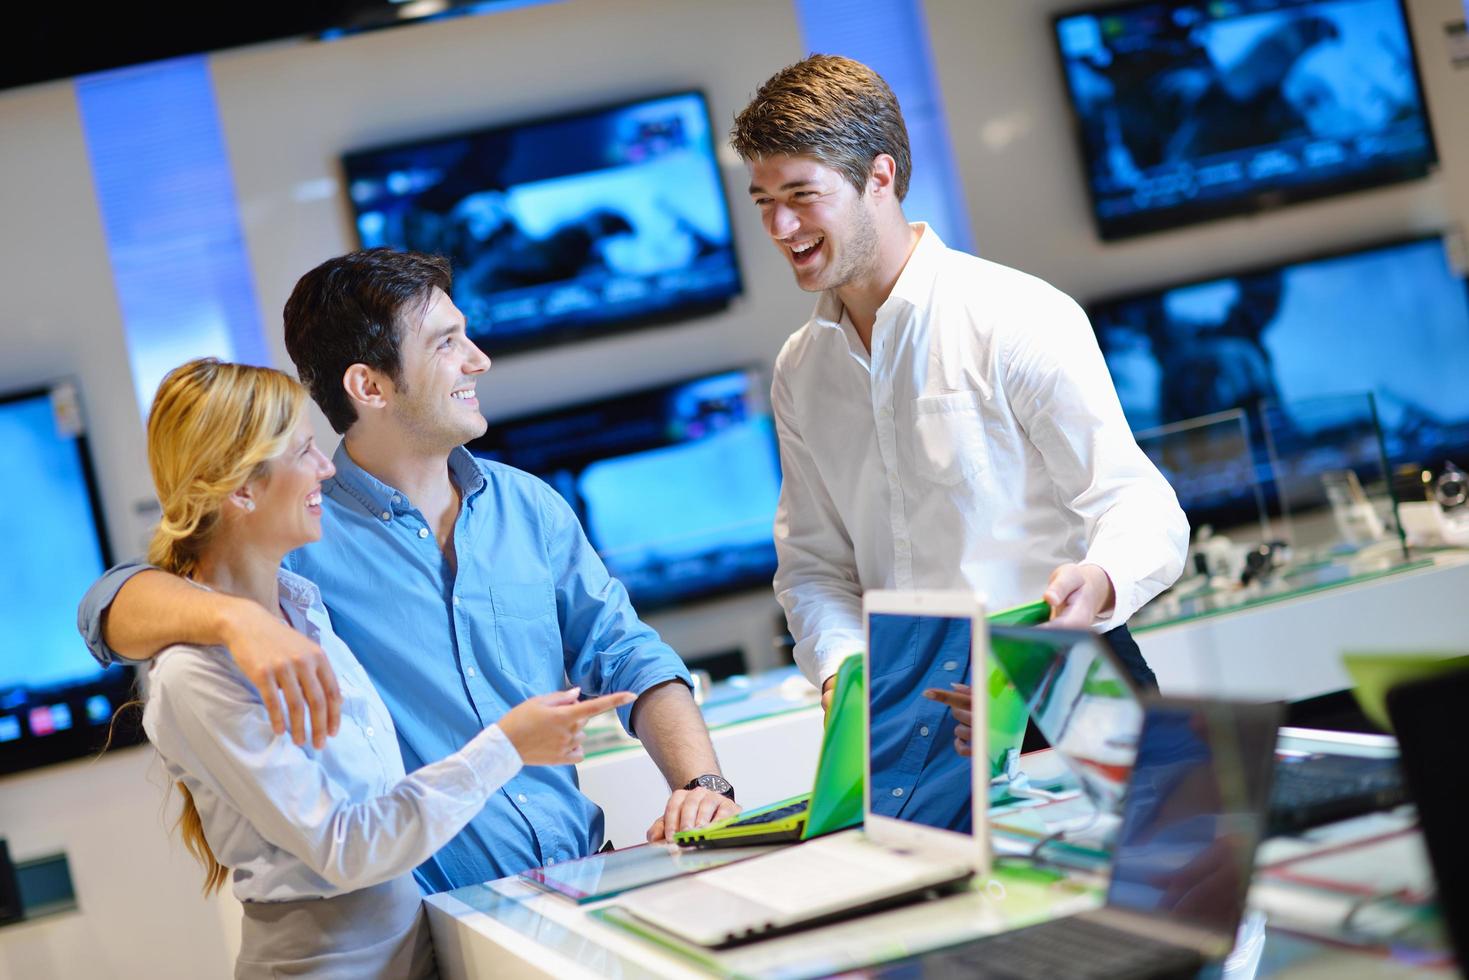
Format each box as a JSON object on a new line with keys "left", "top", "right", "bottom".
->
{"left": 75, "top": 57, "right": 269, "bottom": 418}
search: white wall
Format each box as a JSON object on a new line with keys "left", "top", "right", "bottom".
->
{"left": 1, "top": 0, "right": 1466, "bottom": 976}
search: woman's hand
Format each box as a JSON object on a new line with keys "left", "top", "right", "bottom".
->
{"left": 499, "top": 687, "right": 634, "bottom": 766}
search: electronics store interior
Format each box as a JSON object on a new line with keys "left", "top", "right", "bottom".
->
{"left": 3, "top": 1, "right": 1468, "bottom": 977}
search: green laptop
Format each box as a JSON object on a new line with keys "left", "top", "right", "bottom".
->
{"left": 674, "top": 599, "right": 1049, "bottom": 848}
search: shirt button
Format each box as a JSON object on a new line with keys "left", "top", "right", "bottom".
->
{"left": 418, "top": 527, "right": 430, "bottom": 539}
{"left": 453, "top": 595, "right": 461, "bottom": 606}
{"left": 891, "top": 788, "right": 904, "bottom": 798}
{"left": 943, "top": 660, "right": 958, "bottom": 671}
{"left": 466, "top": 666, "right": 476, "bottom": 678}
{"left": 392, "top": 495, "right": 401, "bottom": 504}
{"left": 517, "top": 793, "right": 528, "bottom": 804}
{"left": 365, "top": 726, "right": 374, "bottom": 737}
{"left": 919, "top": 726, "right": 930, "bottom": 737}
{"left": 380, "top": 511, "right": 391, "bottom": 522}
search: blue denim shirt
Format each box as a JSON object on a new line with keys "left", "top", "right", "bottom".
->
{"left": 868, "top": 614, "right": 973, "bottom": 833}
{"left": 79, "top": 444, "right": 690, "bottom": 893}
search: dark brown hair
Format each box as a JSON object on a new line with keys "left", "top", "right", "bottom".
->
{"left": 282, "top": 248, "right": 452, "bottom": 434}
{"left": 731, "top": 54, "right": 912, "bottom": 201}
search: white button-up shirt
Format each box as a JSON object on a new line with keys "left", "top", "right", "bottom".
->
{"left": 143, "top": 569, "right": 523, "bottom": 902}
{"left": 771, "top": 225, "right": 1188, "bottom": 687}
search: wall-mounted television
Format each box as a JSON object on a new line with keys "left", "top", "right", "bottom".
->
{"left": 1053, "top": 0, "right": 1438, "bottom": 239}
{"left": 344, "top": 91, "right": 743, "bottom": 357}
{"left": 1090, "top": 235, "right": 1469, "bottom": 525}
{"left": 467, "top": 369, "right": 780, "bottom": 611}
{"left": 0, "top": 382, "right": 139, "bottom": 776}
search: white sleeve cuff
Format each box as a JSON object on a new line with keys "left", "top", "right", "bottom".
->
{"left": 460, "top": 724, "right": 524, "bottom": 793}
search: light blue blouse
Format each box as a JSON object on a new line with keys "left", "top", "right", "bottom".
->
{"left": 142, "top": 569, "right": 522, "bottom": 902}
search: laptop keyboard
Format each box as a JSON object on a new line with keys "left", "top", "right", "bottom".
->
{"left": 910, "top": 916, "right": 1202, "bottom": 979}
{"left": 730, "top": 800, "right": 809, "bottom": 827}
{"left": 1269, "top": 754, "right": 1405, "bottom": 833}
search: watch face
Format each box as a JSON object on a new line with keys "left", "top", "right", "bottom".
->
{"left": 691, "top": 774, "right": 733, "bottom": 797}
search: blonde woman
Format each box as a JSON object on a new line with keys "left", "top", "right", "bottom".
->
{"left": 140, "top": 358, "right": 630, "bottom": 978}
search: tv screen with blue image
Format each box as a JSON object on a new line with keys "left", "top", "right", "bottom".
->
{"left": 467, "top": 369, "right": 781, "bottom": 610}
{"left": 1054, "top": 0, "right": 1437, "bottom": 239}
{"left": 344, "top": 91, "right": 743, "bottom": 356}
{"left": 1091, "top": 235, "right": 1469, "bottom": 524}
{"left": 0, "top": 383, "right": 140, "bottom": 776}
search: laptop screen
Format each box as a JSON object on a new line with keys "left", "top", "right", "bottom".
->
{"left": 1105, "top": 699, "right": 1280, "bottom": 936}
{"left": 868, "top": 612, "right": 975, "bottom": 834}
{"left": 989, "top": 626, "right": 1143, "bottom": 813}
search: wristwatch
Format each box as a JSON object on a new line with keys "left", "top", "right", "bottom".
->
{"left": 683, "top": 774, "right": 735, "bottom": 802}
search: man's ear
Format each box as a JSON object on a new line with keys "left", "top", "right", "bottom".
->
{"left": 867, "top": 153, "right": 898, "bottom": 199}
{"left": 342, "top": 363, "right": 388, "bottom": 413}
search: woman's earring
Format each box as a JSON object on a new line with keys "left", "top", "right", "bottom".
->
{"left": 242, "top": 499, "right": 255, "bottom": 513}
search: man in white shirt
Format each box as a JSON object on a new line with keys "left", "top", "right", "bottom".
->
{"left": 731, "top": 55, "right": 1189, "bottom": 713}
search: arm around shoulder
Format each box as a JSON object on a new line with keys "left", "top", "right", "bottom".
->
{"left": 96, "top": 566, "right": 341, "bottom": 748}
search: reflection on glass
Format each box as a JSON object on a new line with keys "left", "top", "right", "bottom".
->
{"left": 1107, "top": 701, "right": 1278, "bottom": 934}
{"left": 868, "top": 613, "right": 973, "bottom": 833}
{"left": 1134, "top": 408, "right": 1272, "bottom": 538}
{"left": 1260, "top": 391, "right": 1405, "bottom": 557}
{"left": 521, "top": 843, "right": 773, "bottom": 903}
{"left": 990, "top": 627, "right": 1143, "bottom": 814}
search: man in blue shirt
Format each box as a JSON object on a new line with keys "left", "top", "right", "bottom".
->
{"left": 79, "top": 249, "right": 739, "bottom": 891}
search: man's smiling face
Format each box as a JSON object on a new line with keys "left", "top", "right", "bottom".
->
{"left": 748, "top": 154, "right": 879, "bottom": 294}
{"left": 387, "top": 286, "right": 491, "bottom": 451}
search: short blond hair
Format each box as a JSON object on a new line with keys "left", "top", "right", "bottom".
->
{"left": 731, "top": 54, "right": 912, "bottom": 201}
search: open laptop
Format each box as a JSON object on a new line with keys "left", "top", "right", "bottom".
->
{"left": 1386, "top": 666, "right": 1469, "bottom": 967}
{"left": 673, "top": 651, "right": 865, "bottom": 848}
{"left": 877, "top": 696, "right": 1282, "bottom": 979}
{"left": 991, "top": 626, "right": 1406, "bottom": 836}
{"left": 616, "top": 591, "right": 989, "bottom": 947}
{"left": 675, "top": 600, "right": 1050, "bottom": 849}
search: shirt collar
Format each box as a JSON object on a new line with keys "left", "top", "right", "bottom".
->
{"left": 810, "top": 222, "right": 944, "bottom": 330}
{"left": 883, "top": 222, "right": 944, "bottom": 314}
{"left": 276, "top": 567, "right": 324, "bottom": 611}
{"left": 326, "top": 442, "right": 487, "bottom": 518}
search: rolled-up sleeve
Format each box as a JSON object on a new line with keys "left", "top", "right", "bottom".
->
{"left": 537, "top": 484, "right": 690, "bottom": 735}
{"left": 76, "top": 560, "right": 157, "bottom": 667}
{"left": 1002, "top": 295, "right": 1189, "bottom": 629}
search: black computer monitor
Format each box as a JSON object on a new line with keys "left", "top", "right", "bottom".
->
{"left": 0, "top": 382, "right": 139, "bottom": 776}
{"left": 467, "top": 368, "right": 780, "bottom": 611}
{"left": 343, "top": 91, "right": 743, "bottom": 357}
{"left": 1089, "top": 234, "right": 1469, "bottom": 527}
{"left": 1053, "top": 0, "right": 1437, "bottom": 239}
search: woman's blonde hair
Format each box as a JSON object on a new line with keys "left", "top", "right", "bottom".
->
{"left": 146, "top": 358, "right": 307, "bottom": 578}
{"left": 144, "top": 357, "right": 307, "bottom": 894}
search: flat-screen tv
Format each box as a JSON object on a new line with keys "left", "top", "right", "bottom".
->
{"left": 467, "top": 368, "right": 781, "bottom": 611}
{"left": 1053, "top": 0, "right": 1438, "bottom": 239}
{"left": 0, "top": 382, "right": 139, "bottom": 776}
{"left": 343, "top": 91, "right": 743, "bottom": 356}
{"left": 1090, "top": 235, "right": 1469, "bottom": 525}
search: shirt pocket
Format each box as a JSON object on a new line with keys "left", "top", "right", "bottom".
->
{"left": 490, "top": 582, "right": 565, "bottom": 688}
{"left": 910, "top": 391, "right": 990, "bottom": 487}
